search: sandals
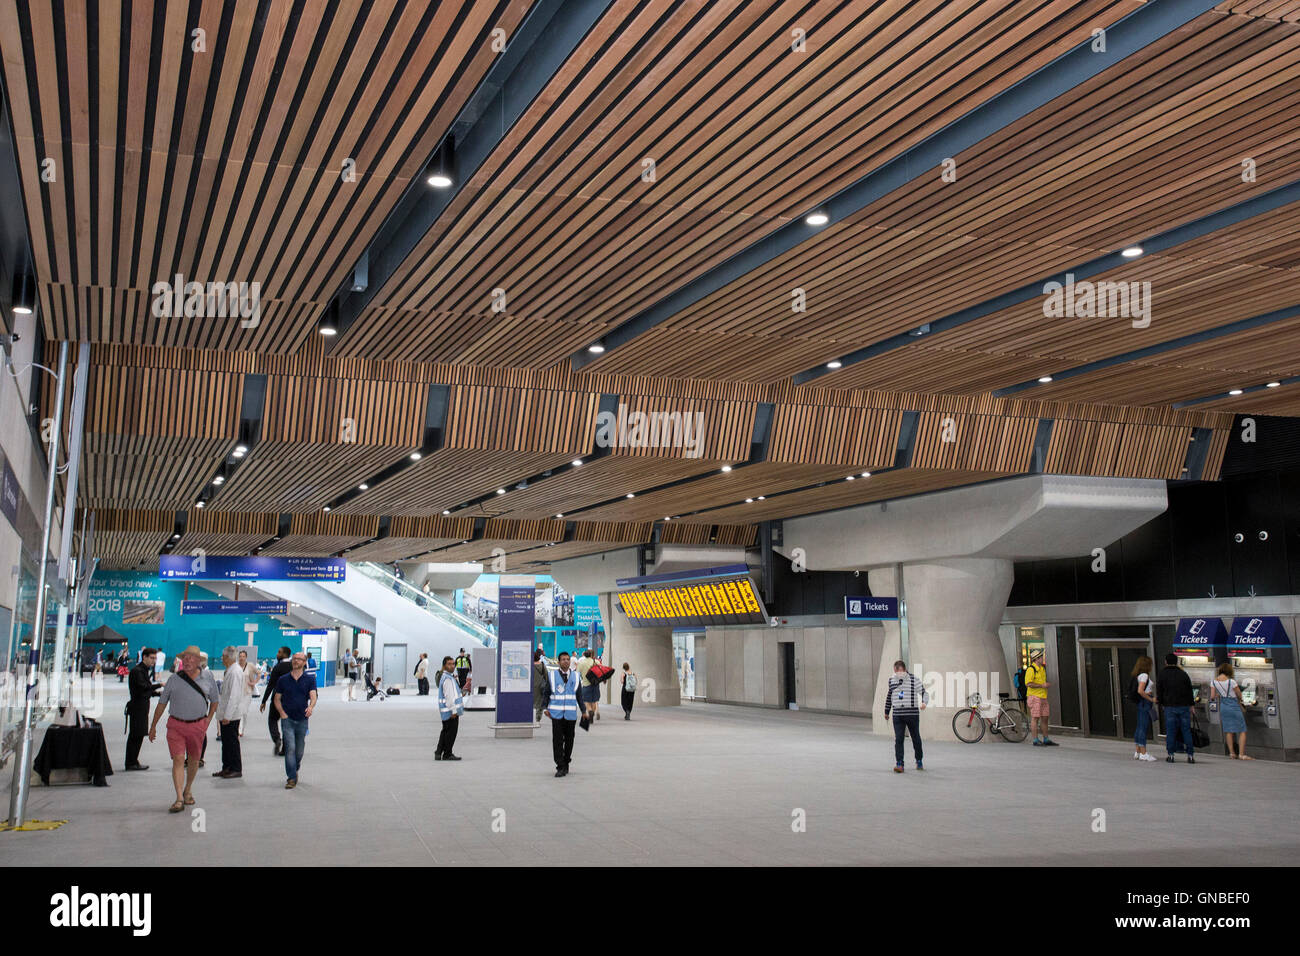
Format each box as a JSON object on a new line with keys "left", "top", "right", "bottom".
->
{"left": 183, "top": 792, "right": 195, "bottom": 805}
{"left": 1240, "top": 754, "right": 1255, "bottom": 760}
{"left": 168, "top": 800, "right": 184, "bottom": 813}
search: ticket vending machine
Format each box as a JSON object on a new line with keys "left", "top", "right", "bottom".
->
{"left": 1173, "top": 617, "right": 1298, "bottom": 761}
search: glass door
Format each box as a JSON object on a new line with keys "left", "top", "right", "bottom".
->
{"left": 1082, "top": 639, "right": 1152, "bottom": 739}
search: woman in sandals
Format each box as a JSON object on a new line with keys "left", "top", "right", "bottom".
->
{"left": 1210, "top": 662, "right": 1253, "bottom": 760}
{"left": 148, "top": 646, "right": 219, "bottom": 812}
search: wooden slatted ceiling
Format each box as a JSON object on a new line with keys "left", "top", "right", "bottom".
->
{"left": 1046, "top": 421, "right": 1193, "bottom": 479}
{"left": 0, "top": 0, "right": 534, "bottom": 351}
{"left": 335, "top": 0, "right": 1140, "bottom": 364}
{"left": 591, "top": 9, "right": 1300, "bottom": 382}
{"left": 343, "top": 515, "right": 477, "bottom": 562}
{"left": 172, "top": 509, "right": 279, "bottom": 558}
{"left": 211, "top": 375, "right": 425, "bottom": 512}
{"left": 1219, "top": 0, "right": 1300, "bottom": 22}
{"left": 677, "top": 468, "right": 1013, "bottom": 525}
{"left": 88, "top": 507, "right": 173, "bottom": 569}
{"left": 823, "top": 204, "right": 1300, "bottom": 397}
{"left": 259, "top": 512, "right": 379, "bottom": 557}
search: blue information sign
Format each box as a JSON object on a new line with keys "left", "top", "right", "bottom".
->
{"left": 182, "top": 600, "right": 288, "bottom": 615}
{"left": 844, "top": 596, "right": 899, "bottom": 620}
{"left": 496, "top": 584, "right": 536, "bottom": 726}
{"left": 1228, "top": 617, "right": 1291, "bottom": 653}
{"left": 1174, "top": 617, "right": 1229, "bottom": 649}
{"left": 160, "top": 555, "right": 346, "bottom": 582}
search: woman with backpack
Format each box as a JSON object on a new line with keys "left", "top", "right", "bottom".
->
{"left": 1210, "top": 662, "right": 1252, "bottom": 759}
{"left": 621, "top": 663, "right": 637, "bottom": 720}
{"left": 1130, "top": 656, "right": 1158, "bottom": 762}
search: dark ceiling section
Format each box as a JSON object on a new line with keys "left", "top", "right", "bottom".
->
{"left": 1219, "top": 414, "right": 1300, "bottom": 477}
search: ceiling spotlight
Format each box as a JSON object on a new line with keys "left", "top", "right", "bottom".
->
{"left": 11, "top": 273, "right": 35, "bottom": 314}
{"left": 664, "top": 516, "right": 672, "bottom": 521}
{"left": 195, "top": 501, "right": 205, "bottom": 509}
{"left": 410, "top": 452, "right": 422, "bottom": 461}
{"left": 826, "top": 360, "right": 842, "bottom": 370}
{"left": 571, "top": 459, "right": 583, "bottom": 467}
{"left": 172, "top": 533, "right": 180, "bottom": 540}
{"left": 757, "top": 496, "right": 766, "bottom": 500}
{"left": 555, "top": 513, "right": 564, "bottom": 518}
{"left": 232, "top": 450, "right": 245, "bottom": 459}
{"left": 1121, "top": 246, "right": 1144, "bottom": 258}
{"left": 235, "top": 444, "right": 248, "bottom": 455}
{"left": 1037, "top": 375, "right": 1053, "bottom": 384}
{"left": 1266, "top": 381, "right": 1281, "bottom": 388}
{"left": 587, "top": 342, "right": 606, "bottom": 354}
{"left": 358, "top": 483, "right": 368, "bottom": 491}
{"left": 745, "top": 498, "right": 754, "bottom": 503}
{"left": 212, "top": 475, "right": 224, "bottom": 485}
{"left": 909, "top": 323, "right": 932, "bottom": 337}
{"left": 1228, "top": 389, "right": 1243, "bottom": 396}
{"left": 846, "top": 475, "right": 855, "bottom": 481}
{"left": 442, "top": 509, "right": 451, "bottom": 515}
{"left": 318, "top": 300, "right": 339, "bottom": 336}
{"left": 721, "top": 465, "right": 732, "bottom": 473}
{"left": 425, "top": 137, "right": 456, "bottom": 188}
{"left": 626, "top": 493, "right": 635, "bottom": 499}
{"left": 496, "top": 488, "right": 506, "bottom": 495}
{"left": 806, "top": 212, "right": 829, "bottom": 226}
{"left": 860, "top": 471, "right": 871, "bottom": 478}
{"left": 323, "top": 506, "right": 331, "bottom": 513}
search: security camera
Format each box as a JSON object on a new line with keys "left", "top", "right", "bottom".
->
{"left": 1259, "top": 530, "right": 1269, "bottom": 541}
{"left": 1234, "top": 533, "right": 1244, "bottom": 543}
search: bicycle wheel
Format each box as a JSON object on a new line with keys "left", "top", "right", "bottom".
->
{"left": 999, "top": 706, "right": 1030, "bottom": 742}
{"left": 952, "top": 707, "right": 986, "bottom": 743}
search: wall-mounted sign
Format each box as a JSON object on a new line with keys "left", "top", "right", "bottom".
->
{"left": 844, "top": 596, "right": 898, "bottom": 621}
{"left": 617, "top": 575, "right": 767, "bottom": 628}
{"left": 183, "top": 600, "right": 288, "bottom": 615}
{"left": 1228, "top": 617, "right": 1291, "bottom": 653}
{"left": 160, "top": 555, "right": 346, "bottom": 582}
{"left": 1174, "top": 617, "right": 1229, "bottom": 649}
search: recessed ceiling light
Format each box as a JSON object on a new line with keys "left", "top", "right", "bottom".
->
{"left": 426, "top": 173, "right": 453, "bottom": 188}
{"left": 172, "top": 533, "right": 180, "bottom": 539}
{"left": 1121, "top": 246, "right": 1144, "bottom": 258}
{"left": 1037, "top": 375, "right": 1053, "bottom": 384}
{"left": 442, "top": 509, "right": 451, "bottom": 515}
{"left": 358, "top": 483, "right": 368, "bottom": 491}
{"left": 323, "top": 506, "right": 331, "bottom": 512}
{"left": 496, "top": 488, "right": 506, "bottom": 495}
{"left": 232, "top": 450, "right": 245, "bottom": 459}
{"left": 826, "top": 360, "right": 842, "bottom": 369}
{"left": 664, "top": 516, "right": 672, "bottom": 521}
{"left": 587, "top": 343, "right": 605, "bottom": 354}
{"left": 720, "top": 465, "right": 732, "bottom": 473}
{"left": 860, "top": 471, "right": 871, "bottom": 478}
{"left": 571, "top": 459, "right": 583, "bottom": 467}
{"left": 806, "top": 212, "right": 829, "bottom": 226}
{"left": 626, "top": 493, "right": 635, "bottom": 498}
{"left": 1228, "top": 389, "right": 1243, "bottom": 396}
{"left": 745, "top": 498, "right": 754, "bottom": 503}
{"left": 212, "top": 476, "right": 224, "bottom": 485}
{"left": 1266, "top": 381, "right": 1281, "bottom": 388}
{"left": 410, "top": 452, "right": 422, "bottom": 461}
{"left": 555, "top": 513, "right": 564, "bottom": 519}
{"left": 10, "top": 273, "right": 34, "bottom": 314}
{"left": 235, "top": 444, "right": 248, "bottom": 454}
{"left": 846, "top": 475, "right": 855, "bottom": 481}
{"left": 195, "top": 501, "right": 205, "bottom": 508}
{"left": 757, "top": 496, "right": 766, "bottom": 500}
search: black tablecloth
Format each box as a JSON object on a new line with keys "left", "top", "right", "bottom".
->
{"left": 33, "top": 724, "right": 114, "bottom": 786}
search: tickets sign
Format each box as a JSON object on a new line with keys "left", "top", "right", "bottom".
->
{"left": 617, "top": 575, "right": 767, "bottom": 628}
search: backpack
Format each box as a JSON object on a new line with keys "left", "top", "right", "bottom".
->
{"left": 1012, "top": 667, "right": 1026, "bottom": 698}
{"left": 1125, "top": 674, "right": 1141, "bottom": 704}
{"left": 624, "top": 673, "right": 637, "bottom": 692}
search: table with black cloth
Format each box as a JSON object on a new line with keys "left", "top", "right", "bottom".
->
{"left": 32, "top": 724, "right": 114, "bottom": 786}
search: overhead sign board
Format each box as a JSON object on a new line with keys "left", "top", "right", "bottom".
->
{"left": 159, "top": 555, "right": 346, "bottom": 582}
{"left": 617, "top": 575, "right": 767, "bottom": 628}
{"left": 182, "top": 600, "right": 288, "bottom": 615}
{"left": 844, "top": 596, "right": 898, "bottom": 621}
{"left": 1173, "top": 617, "right": 1229, "bottom": 649}
{"left": 1228, "top": 617, "right": 1291, "bottom": 653}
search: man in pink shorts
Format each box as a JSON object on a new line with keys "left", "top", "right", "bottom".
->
{"left": 148, "top": 646, "right": 219, "bottom": 812}
{"left": 1025, "top": 649, "right": 1058, "bottom": 746}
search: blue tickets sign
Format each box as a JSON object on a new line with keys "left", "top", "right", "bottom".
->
{"left": 182, "top": 600, "right": 288, "bottom": 615}
{"left": 1228, "top": 617, "right": 1291, "bottom": 653}
{"left": 844, "top": 596, "right": 899, "bottom": 620}
{"left": 159, "top": 555, "right": 345, "bottom": 582}
{"left": 1174, "top": 617, "right": 1228, "bottom": 649}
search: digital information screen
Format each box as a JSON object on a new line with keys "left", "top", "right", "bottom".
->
{"left": 617, "top": 575, "right": 767, "bottom": 628}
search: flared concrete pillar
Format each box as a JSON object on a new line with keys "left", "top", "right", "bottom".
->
{"left": 868, "top": 558, "right": 1013, "bottom": 740}
{"left": 599, "top": 592, "right": 679, "bottom": 707}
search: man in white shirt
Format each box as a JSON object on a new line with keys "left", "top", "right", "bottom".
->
{"left": 415, "top": 653, "right": 430, "bottom": 696}
{"left": 214, "top": 646, "right": 251, "bottom": 779}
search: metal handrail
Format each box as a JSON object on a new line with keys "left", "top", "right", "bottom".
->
{"left": 353, "top": 562, "right": 496, "bottom": 646}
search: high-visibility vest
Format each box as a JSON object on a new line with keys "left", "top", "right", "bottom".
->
{"left": 548, "top": 668, "right": 579, "bottom": 720}
{"left": 438, "top": 670, "right": 464, "bottom": 720}
{"left": 455, "top": 655, "right": 470, "bottom": 669}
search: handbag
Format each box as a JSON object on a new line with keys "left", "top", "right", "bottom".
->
{"left": 1190, "top": 710, "right": 1210, "bottom": 749}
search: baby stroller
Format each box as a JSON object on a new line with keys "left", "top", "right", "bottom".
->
{"left": 365, "top": 671, "right": 387, "bottom": 701}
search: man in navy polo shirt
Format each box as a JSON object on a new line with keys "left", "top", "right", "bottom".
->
{"left": 273, "top": 652, "right": 318, "bottom": 789}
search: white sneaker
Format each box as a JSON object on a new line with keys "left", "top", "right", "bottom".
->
{"left": 1140, "top": 753, "right": 1157, "bottom": 762}
{"left": 1133, "top": 752, "right": 1141, "bottom": 760}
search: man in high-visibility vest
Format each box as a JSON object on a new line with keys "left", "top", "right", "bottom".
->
{"left": 455, "top": 650, "right": 471, "bottom": 690}
{"left": 435, "top": 655, "right": 464, "bottom": 762}
{"left": 541, "top": 651, "right": 579, "bottom": 777}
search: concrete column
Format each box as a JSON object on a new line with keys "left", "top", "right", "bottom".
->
{"left": 868, "top": 558, "right": 1013, "bottom": 740}
{"left": 599, "top": 592, "right": 679, "bottom": 707}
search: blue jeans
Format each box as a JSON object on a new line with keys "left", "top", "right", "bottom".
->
{"left": 282, "top": 717, "right": 309, "bottom": 780}
{"left": 1163, "top": 705, "right": 1194, "bottom": 756}
{"left": 1134, "top": 699, "right": 1152, "bottom": 747}
{"left": 893, "top": 713, "right": 922, "bottom": 766}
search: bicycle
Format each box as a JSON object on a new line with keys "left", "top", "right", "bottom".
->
{"left": 952, "top": 692, "right": 1030, "bottom": 743}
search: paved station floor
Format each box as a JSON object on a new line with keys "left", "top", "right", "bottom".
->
{"left": 4, "top": 682, "right": 1298, "bottom": 866}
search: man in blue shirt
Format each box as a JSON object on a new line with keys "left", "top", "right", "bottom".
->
{"left": 273, "top": 652, "right": 318, "bottom": 789}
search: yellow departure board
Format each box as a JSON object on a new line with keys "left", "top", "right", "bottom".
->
{"left": 616, "top": 576, "right": 767, "bottom": 627}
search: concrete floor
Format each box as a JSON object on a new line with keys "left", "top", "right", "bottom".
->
{"left": 4, "top": 682, "right": 1299, "bottom": 866}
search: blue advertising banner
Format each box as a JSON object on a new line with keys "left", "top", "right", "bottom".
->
{"left": 182, "top": 600, "right": 288, "bottom": 615}
{"left": 844, "top": 596, "right": 899, "bottom": 620}
{"left": 159, "top": 555, "right": 346, "bottom": 582}
{"left": 1228, "top": 617, "right": 1291, "bottom": 653}
{"left": 1174, "top": 617, "right": 1229, "bottom": 649}
{"left": 496, "top": 583, "right": 536, "bottom": 726}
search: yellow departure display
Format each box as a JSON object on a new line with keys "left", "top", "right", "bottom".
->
{"left": 616, "top": 576, "right": 767, "bottom": 627}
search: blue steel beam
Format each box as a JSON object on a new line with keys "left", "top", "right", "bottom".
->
{"left": 572, "top": 0, "right": 1224, "bottom": 371}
